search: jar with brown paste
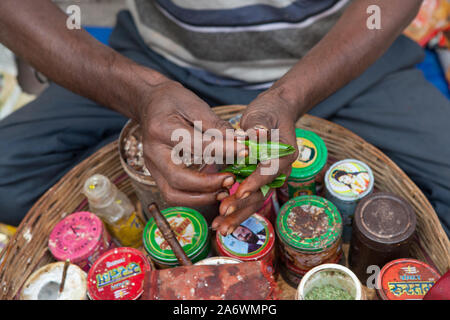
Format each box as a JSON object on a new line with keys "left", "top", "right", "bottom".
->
{"left": 276, "top": 195, "right": 343, "bottom": 286}
{"left": 348, "top": 192, "right": 416, "bottom": 284}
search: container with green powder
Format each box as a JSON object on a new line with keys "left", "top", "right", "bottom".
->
{"left": 296, "top": 264, "right": 365, "bottom": 300}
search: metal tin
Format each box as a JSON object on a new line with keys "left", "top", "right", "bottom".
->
{"left": 87, "top": 247, "right": 151, "bottom": 300}
{"left": 143, "top": 207, "right": 210, "bottom": 268}
{"left": 194, "top": 256, "right": 242, "bottom": 265}
{"left": 276, "top": 196, "right": 343, "bottom": 285}
{"left": 216, "top": 214, "right": 275, "bottom": 268}
{"left": 377, "top": 258, "right": 440, "bottom": 300}
{"left": 324, "top": 159, "right": 374, "bottom": 242}
{"left": 48, "top": 212, "right": 115, "bottom": 271}
{"left": 349, "top": 192, "right": 416, "bottom": 284}
{"left": 296, "top": 264, "right": 365, "bottom": 300}
{"left": 20, "top": 262, "right": 87, "bottom": 300}
{"left": 287, "top": 129, "right": 328, "bottom": 198}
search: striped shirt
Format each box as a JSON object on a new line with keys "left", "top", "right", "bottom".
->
{"left": 127, "top": 0, "right": 350, "bottom": 88}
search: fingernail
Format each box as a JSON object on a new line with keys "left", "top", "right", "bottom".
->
{"left": 226, "top": 227, "right": 234, "bottom": 236}
{"left": 211, "top": 222, "right": 218, "bottom": 230}
{"left": 225, "top": 206, "right": 235, "bottom": 216}
{"left": 238, "top": 148, "right": 248, "bottom": 158}
{"left": 222, "top": 176, "right": 235, "bottom": 188}
{"left": 240, "top": 192, "right": 250, "bottom": 200}
{"left": 254, "top": 125, "right": 269, "bottom": 131}
{"left": 216, "top": 192, "right": 229, "bottom": 201}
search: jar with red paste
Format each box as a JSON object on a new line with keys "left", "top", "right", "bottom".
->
{"left": 276, "top": 195, "right": 343, "bottom": 286}
{"left": 48, "top": 211, "right": 115, "bottom": 272}
{"left": 216, "top": 214, "right": 275, "bottom": 270}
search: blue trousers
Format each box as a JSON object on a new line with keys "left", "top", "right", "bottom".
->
{"left": 1, "top": 11, "right": 449, "bottom": 236}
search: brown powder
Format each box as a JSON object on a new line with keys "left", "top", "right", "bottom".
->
{"left": 287, "top": 205, "right": 328, "bottom": 239}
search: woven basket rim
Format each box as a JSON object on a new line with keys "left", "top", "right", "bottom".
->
{"left": 1, "top": 105, "right": 448, "bottom": 300}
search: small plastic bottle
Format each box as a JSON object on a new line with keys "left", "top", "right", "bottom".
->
{"left": 83, "top": 174, "right": 144, "bottom": 248}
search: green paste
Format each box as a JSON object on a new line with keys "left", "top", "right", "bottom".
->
{"left": 305, "top": 285, "right": 354, "bottom": 300}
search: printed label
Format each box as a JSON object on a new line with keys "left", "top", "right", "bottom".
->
{"left": 328, "top": 161, "right": 371, "bottom": 198}
{"left": 292, "top": 138, "right": 317, "bottom": 169}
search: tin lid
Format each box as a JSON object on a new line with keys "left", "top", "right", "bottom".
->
{"left": 377, "top": 258, "right": 440, "bottom": 300}
{"left": 325, "top": 159, "right": 374, "bottom": 201}
{"left": 354, "top": 192, "right": 416, "bottom": 249}
{"left": 290, "top": 129, "right": 328, "bottom": 180}
{"left": 276, "top": 196, "right": 342, "bottom": 253}
{"left": 49, "top": 212, "right": 105, "bottom": 263}
{"left": 216, "top": 214, "right": 275, "bottom": 261}
{"left": 143, "top": 207, "right": 209, "bottom": 263}
{"left": 87, "top": 247, "right": 151, "bottom": 300}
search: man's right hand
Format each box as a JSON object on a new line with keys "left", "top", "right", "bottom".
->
{"left": 138, "top": 79, "right": 241, "bottom": 207}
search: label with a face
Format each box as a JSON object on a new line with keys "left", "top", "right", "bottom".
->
{"left": 218, "top": 214, "right": 274, "bottom": 259}
{"left": 327, "top": 160, "right": 372, "bottom": 199}
{"left": 292, "top": 138, "right": 318, "bottom": 169}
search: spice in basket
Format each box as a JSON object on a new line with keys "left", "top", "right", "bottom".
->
{"left": 143, "top": 207, "right": 210, "bottom": 268}
{"left": 83, "top": 174, "right": 145, "bottom": 248}
{"left": 216, "top": 214, "right": 276, "bottom": 270}
{"left": 87, "top": 247, "right": 151, "bottom": 300}
{"left": 276, "top": 195, "right": 343, "bottom": 286}
{"left": 20, "top": 262, "right": 87, "bottom": 300}
{"left": 279, "top": 129, "right": 328, "bottom": 204}
{"left": 48, "top": 211, "right": 115, "bottom": 271}
{"left": 324, "top": 159, "right": 374, "bottom": 242}
{"left": 349, "top": 192, "right": 416, "bottom": 284}
{"left": 377, "top": 258, "right": 441, "bottom": 300}
{"left": 297, "top": 264, "right": 365, "bottom": 300}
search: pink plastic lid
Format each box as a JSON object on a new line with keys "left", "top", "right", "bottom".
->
{"left": 48, "top": 212, "right": 105, "bottom": 263}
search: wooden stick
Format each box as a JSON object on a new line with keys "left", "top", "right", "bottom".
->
{"left": 147, "top": 203, "right": 193, "bottom": 266}
{"left": 59, "top": 260, "right": 70, "bottom": 294}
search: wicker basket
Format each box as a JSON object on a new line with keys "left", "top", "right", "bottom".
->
{"left": 1, "top": 105, "right": 449, "bottom": 300}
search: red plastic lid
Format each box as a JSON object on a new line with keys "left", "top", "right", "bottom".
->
{"left": 87, "top": 247, "right": 151, "bottom": 300}
{"left": 216, "top": 213, "right": 275, "bottom": 261}
{"left": 377, "top": 258, "right": 441, "bottom": 300}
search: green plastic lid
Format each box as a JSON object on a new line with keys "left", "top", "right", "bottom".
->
{"left": 290, "top": 129, "right": 328, "bottom": 180}
{"left": 143, "top": 207, "right": 208, "bottom": 263}
{"left": 276, "top": 195, "right": 342, "bottom": 253}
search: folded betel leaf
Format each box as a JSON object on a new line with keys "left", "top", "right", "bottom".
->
{"left": 142, "top": 260, "right": 278, "bottom": 300}
{"left": 242, "top": 140, "right": 296, "bottom": 162}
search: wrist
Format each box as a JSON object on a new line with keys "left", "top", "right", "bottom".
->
{"left": 263, "top": 84, "right": 305, "bottom": 120}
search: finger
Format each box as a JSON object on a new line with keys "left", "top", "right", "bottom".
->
{"left": 146, "top": 160, "right": 228, "bottom": 206}
{"left": 144, "top": 142, "right": 237, "bottom": 192}
{"left": 234, "top": 155, "right": 294, "bottom": 199}
{"left": 218, "top": 190, "right": 265, "bottom": 216}
{"left": 156, "top": 110, "right": 248, "bottom": 161}
{"left": 211, "top": 201, "right": 263, "bottom": 236}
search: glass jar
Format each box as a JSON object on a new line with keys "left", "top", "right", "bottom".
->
{"left": 296, "top": 264, "right": 365, "bottom": 300}
{"left": 216, "top": 214, "right": 275, "bottom": 271}
{"left": 349, "top": 192, "right": 416, "bottom": 284}
{"left": 276, "top": 195, "right": 343, "bottom": 286}
{"left": 324, "top": 159, "right": 374, "bottom": 242}
{"left": 83, "top": 174, "right": 145, "bottom": 248}
{"left": 287, "top": 129, "right": 328, "bottom": 199}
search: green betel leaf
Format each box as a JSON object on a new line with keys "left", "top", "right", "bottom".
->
{"left": 260, "top": 185, "right": 270, "bottom": 197}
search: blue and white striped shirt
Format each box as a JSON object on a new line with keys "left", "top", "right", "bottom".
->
{"left": 128, "top": 0, "right": 350, "bottom": 88}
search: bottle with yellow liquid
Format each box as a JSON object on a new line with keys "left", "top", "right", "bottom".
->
{"left": 83, "top": 174, "right": 144, "bottom": 248}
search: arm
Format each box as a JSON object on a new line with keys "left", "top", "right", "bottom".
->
{"left": 0, "top": 0, "right": 238, "bottom": 207}
{"left": 213, "top": 0, "right": 423, "bottom": 235}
